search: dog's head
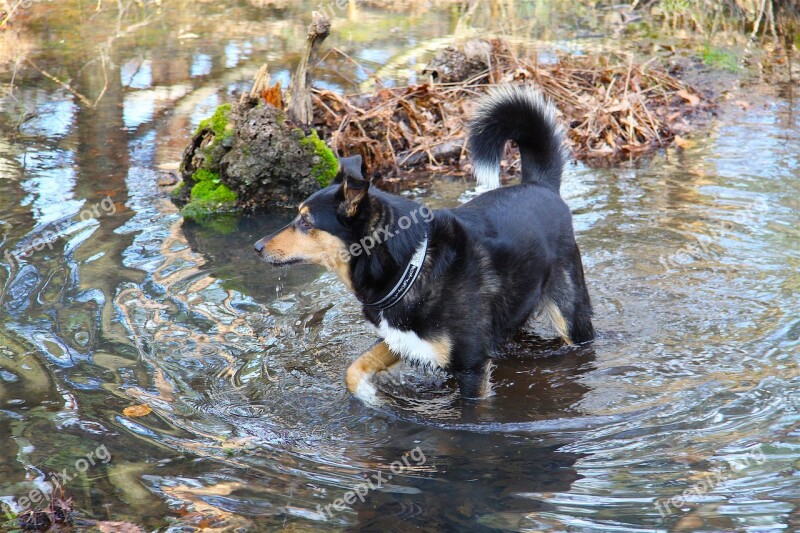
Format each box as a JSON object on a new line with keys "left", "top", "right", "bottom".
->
{"left": 253, "top": 155, "right": 370, "bottom": 287}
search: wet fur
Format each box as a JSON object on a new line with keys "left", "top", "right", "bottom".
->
{"left": 255, "top": 85, "right": 594, "bottom": 401}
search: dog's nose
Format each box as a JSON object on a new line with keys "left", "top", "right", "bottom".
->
{"left": 254, "top": 240, "right": 265, "bottom": 253}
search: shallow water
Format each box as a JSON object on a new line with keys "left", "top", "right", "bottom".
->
{"left": 1, "top": 1, "right": 799, "bottom": 531}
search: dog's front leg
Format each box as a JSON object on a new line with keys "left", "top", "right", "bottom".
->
{"left": 454, "top": 359, "right": 494, "bottom": 400}
{"left": 346, "top": 341, "right": 400, "bottom": 405}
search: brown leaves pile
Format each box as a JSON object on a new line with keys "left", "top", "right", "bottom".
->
{"left": 540, "top": 54, "right": 711, "bottom": 162}
{"left": 312, "top": 38, "right": 713, "bottom": 176}
{"left": 314, "top": 84, "right": 471, "bottom": 175}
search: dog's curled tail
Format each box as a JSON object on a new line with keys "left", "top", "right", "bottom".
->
{"left": 468, "top": 84, "right": 565, "bottom": 192}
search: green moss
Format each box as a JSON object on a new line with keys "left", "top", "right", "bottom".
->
{"left": 180, "top": 168, "right": 238, "bottom": 219}
{"left": 192, "top": 168, "right": 218, "bottom": 183}
{"left": 181, "top": 199, "right": 237, "bottom": 220}
{"left": 171, "top": 182, "right": 184, "bottom": 198}
{"left": 194, "top": 103, "right": 234, "bottom": 166}
{"left": 299, "top": 129, "right": 338, "bottom": 187}
{"left": 701, "top": 45, "right": 738, "bottom": 71}
{"left": 191, "top": 179, "right": 236, "bottom": 204}
{"left": 196, "top": 103, "right": 233, "bottom": 139}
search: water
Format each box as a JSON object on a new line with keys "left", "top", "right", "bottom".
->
{"left": 1, "top": 1, "right": 799, "bottom": 531}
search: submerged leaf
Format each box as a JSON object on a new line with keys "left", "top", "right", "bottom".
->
{"left": 123, "top": 404, "right": 152, "bottom": 417}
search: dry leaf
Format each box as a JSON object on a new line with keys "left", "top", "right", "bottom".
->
{"left": 677, "top": 89, "right": 700, "bottom": 106}
{"left": 123, "top": 404, "right": 152, "bottom": 417}
{"left": 261, "top": 81, "right": 283, "bottom": 109}
{"left": 674, "top": 135, "right": 695, "bottom": 149}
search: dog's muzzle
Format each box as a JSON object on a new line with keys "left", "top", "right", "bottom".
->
{"left": 254, "top": 236, "right": 302, "bottom": 266}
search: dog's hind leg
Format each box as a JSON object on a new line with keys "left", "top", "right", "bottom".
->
{"left": 563, "top": 290, "right": 594, "bottom": 344}
{"left": 541, "top": 247, "right": 595, "bottom": 345}
{"left": 346, "top": 341, "right": 400, "bottom": 405}
{"left": 539, "top": 296, "right": 593, "bottom": 345}
{"left": 563, "top": 244, "right": 595, "bottom": 343}
{"left": 539, "top": 297, "right": 574, "bottom": 344}
{"left": 529, "top": 246, "right": 594, "bottom": 344}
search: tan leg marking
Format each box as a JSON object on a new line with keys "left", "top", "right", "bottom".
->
{"left": 478, "top": 360, "right": 495, "bottom": 399}
{"left": 345, "top": 342, "right": 400, "bottom": 403}
{"left": 541, "top": 298, "right": 573, "bottom": 345}
{"left": 430, "top": 336, "right": 452, "bottom": 367}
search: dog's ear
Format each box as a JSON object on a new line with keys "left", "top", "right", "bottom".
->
{"left": 334, "top": 155, "right": 363, "bottom": 184}
{"left": 342, "top": 174, "right": 369, "bottom": 217}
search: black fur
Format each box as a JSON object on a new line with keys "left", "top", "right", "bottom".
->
{"left": 256, "top": 85, "right": 594, "bottom": 400}
{"left": 468, "top": 85, "right": 566, "bottom": 191}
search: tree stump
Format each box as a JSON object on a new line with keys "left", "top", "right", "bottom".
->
{"left": 175, "top": 12, "right": 337, "bottom": 217}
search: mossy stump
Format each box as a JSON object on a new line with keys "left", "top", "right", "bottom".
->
{"left": 177, "top": 98, "right": 338, "bottom": 216}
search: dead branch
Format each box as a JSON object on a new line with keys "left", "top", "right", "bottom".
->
{"left": 287, "top": 11, "right": 331, "bottom": 128}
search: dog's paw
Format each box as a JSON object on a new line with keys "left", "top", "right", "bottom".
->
{"left": 352, "top": 377, "right": 382, "bottom": 406}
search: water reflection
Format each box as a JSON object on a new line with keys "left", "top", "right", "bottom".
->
{"left": 1, "top": 0, "right": 800, "bottom": 530}
{"left": 350, "top": 443, "right": 585, "bottom": 531}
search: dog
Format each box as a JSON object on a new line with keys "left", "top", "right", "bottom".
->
{"left": 254, "top": 84, "right": 594, "bottom": 404}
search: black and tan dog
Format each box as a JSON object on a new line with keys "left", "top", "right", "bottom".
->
{"left": 254, "top": 85, "right": 594, "bottom": 404}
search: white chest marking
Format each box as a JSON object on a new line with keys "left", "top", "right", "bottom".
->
{"left": 375, "top": 319, "right": 445, "bottom": 368}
